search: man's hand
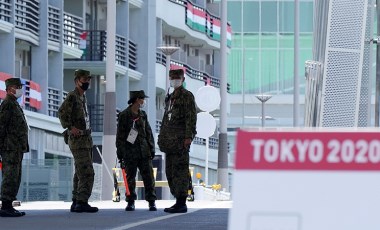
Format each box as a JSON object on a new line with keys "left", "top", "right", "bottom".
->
{"left": 118, "top": 159, "right": 125, "bottom": 169}
{"left": 70, "top": 127, "right": 80, "bottom": 137}
{"left": 184, "top": 138, "right": 192, "bottom": 149}
{"left": 150, "top": 152, "right": 155, "bottom": 160}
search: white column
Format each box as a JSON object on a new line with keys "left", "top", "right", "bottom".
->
{"left": 101, "top": 0, "right": 117, "bottom": 200}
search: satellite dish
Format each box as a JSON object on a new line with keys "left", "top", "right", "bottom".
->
{"left": 195, "top": 85, "right": 220, "bottom": 112}
{"left": 196, "top": 112, "right": 216, "bottom": 139}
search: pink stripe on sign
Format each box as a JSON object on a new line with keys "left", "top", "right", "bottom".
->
{"left": 187, "top": 3, "right": 193, "bottom": 11}
{"left": 235, "top": 129, "right": 380, "bottom": 171}
{"left": 187, "top": 2, "right": 205, "bottom": 17}
{"left": 212, "top": 18, "right": 220, "bottom": 27}
{"left": 192, "top": 8, "right": 206, "bottom": 17}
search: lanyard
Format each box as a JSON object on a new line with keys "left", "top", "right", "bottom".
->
{"left": 132, "top": 116, "right": 140, "bottom": 128}
{"left": 81, "top": 95, "right": 88, "bottom": 117}
{"left": 168, "top": 99, "right": 175, "bottom": 112}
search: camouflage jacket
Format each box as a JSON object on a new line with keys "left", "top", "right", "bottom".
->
{"left": 160, "top": 86, "right": 197, "bottom": 139}
{"left": 116, "top": 106, "right": 155, "bottom": 161}
{"left": 0, "top": 94, "right": 29, "bottom": 152}
{"left": 58, "top": 88, "right": 93, "bottom": 149}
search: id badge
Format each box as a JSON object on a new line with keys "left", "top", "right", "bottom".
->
{"left": 127, "top": 128, "right": 138, "bottom": 144}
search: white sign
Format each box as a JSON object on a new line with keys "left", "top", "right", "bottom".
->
{"left": 195, "top": 85, "right": 220, "bottom": 112}
{"left": 196, "top": 112, "right": 216, "bottom": 139}
{"left": 229, "top": 129, "right": 380, "bottom": 230}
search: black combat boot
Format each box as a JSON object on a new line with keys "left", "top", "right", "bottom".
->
{"left": 73, "top": 202, "right": 98, "bottom": 213}
{"left": 166, "top": 196, "right": 187, "bottom": 213}
{"left": 163, "top": 202, "right": 177, "bottom": 212}
{"left": 0, "top": 200, "right": 25, "bottom": 217}
{"left": 125, "top": 200, "right": 135, "bottom": 211}
{"left": 70, "top": 199, "right": 76, "bottom": 212}
{"left": 148, "top": 200, "right": 157, "bottom": 211}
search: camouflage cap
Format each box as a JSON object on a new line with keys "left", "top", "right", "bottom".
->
{"left": 74, "top": 69, "right": 91, "bottom": 78}
{"left": 5, "top": 78, "right": 24, "bottom": 88}
{"left": 130, "top": 90, "right": 149, "bottom": 99}
{"left": 169, "top": 69, "right": 184, "bottom": 79}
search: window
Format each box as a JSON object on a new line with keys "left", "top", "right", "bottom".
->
{"left": 279, "top": 1, "right": 294, "bottom": 33}
{"left": 243, "top": 2, "right": 259, "bottom": 32}
{"left": 227, "top": 1, "right": 242, "bottom": 32}
{"left": 261, "top": 2, "right": 277, "bottom": 32}
{"left": 31, "top": 149, "right": 38, "bottom": 165}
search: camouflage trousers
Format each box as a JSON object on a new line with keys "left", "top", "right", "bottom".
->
{"left": 165, "top": 150, "right": 189, "bottom": 198}
{"left": 124, "top": 158, "right": 157, "bottom": 201}
{"left": 70, "top": 148, "right": 95, "bottom": 203}
{"left": 1, "top": 151, "right": 23, "bottom": 202}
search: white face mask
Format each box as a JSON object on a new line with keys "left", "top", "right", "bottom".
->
{"left": 140, "top": 100, "right": 146, "bottom": 109}
{"left": 13, "top": 88, "right": 23, "bottom": 98}
{"left": 170, "top": 79, "right": 182, "bottom": 88}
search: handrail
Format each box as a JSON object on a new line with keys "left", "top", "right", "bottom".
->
{"left": 69, "top": 30, "right": 128, "bottom": 67}
{"left": 155, "top": 120, "right": 226, "bottom": 150}
{"left": 168, "top": 0, "right": 232, "bottom": 47}
{"left": 156, "top": 52, "right": 230, "bottom": 92}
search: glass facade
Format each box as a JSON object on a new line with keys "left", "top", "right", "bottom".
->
{"left": 226, "top": 0, "right": 314, "bottom": 94}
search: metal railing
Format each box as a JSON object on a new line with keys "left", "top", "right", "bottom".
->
{"left": 193, "top": 137, "right": 219, "bottom": 149}
{"left": 79, "top": 30, "right": 127, "bottom": 67}
{"left": 155, "top": 120, "right": 227, "bottom": 151}
{"left": 87, "top": 104, "right": 121, "bottom": 132}
{"left": 15, "top": 0, "right": 39, "bottom": 37}
{"left": 169, "top": 0, "right": 232, "bottom": 47}
{"left": 88, "top": 104, "right": 105, "bottom": 132}
{"left": 17, "top": 159, "right": 102, "bottom": 202}
{"left": 128, "top": 39, "right": 137, "bottom": 70}
{"left": 63, "top": 12, "right": 83, "bottom": 48}
{"left": 0, "top": 0, "right": 11, "bottom": 22}
{"left": 156, "top": 52, "right": 230, "bottom": 92}
{"left": 48, "top": 5, "right": 61, "bottom": 43}
{"left": 48, "top": 87, "right": 61, "bottom": 117}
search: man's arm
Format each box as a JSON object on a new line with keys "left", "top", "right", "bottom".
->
{"left": 184, "top": 92, "right": 197, "bottom": 147}
{"left": 116, "top": 112, "right": 127, "bottom": 160}
{"left": 58, "top": 94, "right": 74, "bottom": 129}
{"left": 0, "top": 102, "right": 12, "bottom": 145}
{"left": 143, "top": 111, "right": 156, "bottom": 158}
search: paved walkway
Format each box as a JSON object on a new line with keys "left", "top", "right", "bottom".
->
{"left": 0, "top": 200, "right": 232, "bottom": 230}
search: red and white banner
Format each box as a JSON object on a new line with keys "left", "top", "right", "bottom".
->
{"left": 0, "top": 73, "right": 41, "bottom": 109}
{"left": 79, "top": 32, "right": 88, "bottom": 49}
{"left": 0, "top": 72, "right": 12, "bottom": 99}
{"left": 29, "top": 80, "right": 42, "bottom": 110}
{"left": 170, "top": 64, "right": 186, "bottom": 74}
{"left": 235, "top": 129, "right": 380, "bottom": 171}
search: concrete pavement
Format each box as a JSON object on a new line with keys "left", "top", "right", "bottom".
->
{"left": 0, "top": 200, "right": 232, "bottom": 230}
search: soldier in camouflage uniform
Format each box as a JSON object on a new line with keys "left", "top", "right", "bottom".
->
{"left": 58, "top": 69, "right": 98, "bottom": 213}
{"left": 158, "top": 69, "right": 197, "bottom": 213}
{"left": 0, "top": 78, "right": 28, "bottom": 217}
{"left": 116, "top": 90, "right": 157, "bottom": 211}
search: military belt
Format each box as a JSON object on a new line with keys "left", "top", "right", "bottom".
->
{"left": 78, "top": 129, "right": 92, "bottom": 135}
{"left": 163, "top": 126, "right": 185, "bottom": 135}
{"left": 69, "top": 129, "right": 92, "bottom": 136}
